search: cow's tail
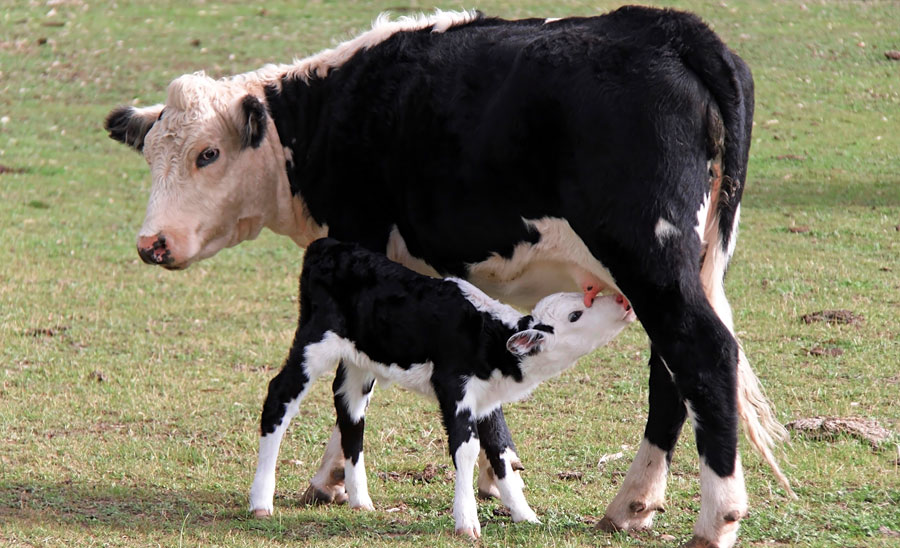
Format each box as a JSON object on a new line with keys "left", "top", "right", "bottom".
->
{"left": 668, "top": 9, "right": 798, "bottom": 498}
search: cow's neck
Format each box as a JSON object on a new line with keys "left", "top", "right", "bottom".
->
{"left": 260, "top": 112, "right": 328, "bottom": 248}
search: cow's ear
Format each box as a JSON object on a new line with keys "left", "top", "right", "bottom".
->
{"left": 236, "top": 95, "right": 267, "bottom": 149}
{"left": 506, "top": 329, "right": 546, "bottom": 357}
{"left": 104, "top": 104, "right": 164, "bottom": 152}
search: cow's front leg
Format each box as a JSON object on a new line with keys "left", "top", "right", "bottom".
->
{"left": 477, "top": 410, "right": 538, "bottom": 524}
{"left": 600, "top": 348, "right": 685, "bottom": 531}
{"left": 333, "top": 362, "right": 376, "bottom": 510}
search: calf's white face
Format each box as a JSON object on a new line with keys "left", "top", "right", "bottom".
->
{"left": 507, "top": 293, "right": 636, "bottom": 372}
{"left": 106, "top": 74, "right": 293, "bottom": 269}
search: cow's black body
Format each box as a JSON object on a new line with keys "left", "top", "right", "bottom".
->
{"left": 266, "top": 8, "right": 750, "bottom": 279}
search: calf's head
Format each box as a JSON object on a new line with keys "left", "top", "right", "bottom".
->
{"left": 105, "top": 73, "right": 278, "bottom": 269}
{"left": 507, "top": 293, "right": 636, "bottom": 368}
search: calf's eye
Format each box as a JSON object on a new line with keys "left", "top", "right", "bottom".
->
{"left": 568, "top": 311, "right": 582, "bottom": 322}
{"left": 196, "top": 147, "right": 219, "bottom": 168}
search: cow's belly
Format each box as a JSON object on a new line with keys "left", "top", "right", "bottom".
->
{"left": 387, "top": 217, "right": 619, "bottom": 310}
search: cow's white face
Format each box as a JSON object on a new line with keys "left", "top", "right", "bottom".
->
{"left": 106, "top": 73, "right": 295, "bottom": 269}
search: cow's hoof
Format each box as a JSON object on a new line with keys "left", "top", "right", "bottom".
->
{"left": 251, "top": 508, "right": 272, "bottom": 518}
{"left": 682, "top": 535, "right": 718, "bottom": 548}
{"left": 455, "top": 526, "right": 481, "bottom": 540}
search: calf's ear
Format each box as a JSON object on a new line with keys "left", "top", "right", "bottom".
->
{"left": 104, "top": 104, "right": 164, "bottom": 152}
{"left": 235, "top": 95, "right": 267, "bottom": 149}
{"left": 506, "top": 330, "right": 546, "bottom": 357}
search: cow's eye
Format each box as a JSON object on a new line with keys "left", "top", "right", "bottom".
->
{"left": 568, "top": 311, "right": 582, "bottom": 322}
{"left": 196, "top": 147, "right": 219, "bottom": 168}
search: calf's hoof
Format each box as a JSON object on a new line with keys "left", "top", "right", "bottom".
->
{"left": 455, "top": 526, "right": 481, "bottom": 540}
{"left": 251, "top": 508, "right": 272, "bottom": 518}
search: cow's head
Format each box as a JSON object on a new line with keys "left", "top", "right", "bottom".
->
{"left": 105, "top": 73, "right": 283, "bottom": 269}
{"left": 507, "top": 293, "right": 635, "bottom": 367}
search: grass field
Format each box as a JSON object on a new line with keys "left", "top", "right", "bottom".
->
{"left": 1, "top": 0, "right": 898, "bottom": 546}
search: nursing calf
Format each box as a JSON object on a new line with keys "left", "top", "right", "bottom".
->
{"left": 249, "top": 238, "right": 635, "bottom": 537}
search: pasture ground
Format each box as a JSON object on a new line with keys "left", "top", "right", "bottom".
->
{"left": 1, "top": 1, "right": 898, "bottom": 546}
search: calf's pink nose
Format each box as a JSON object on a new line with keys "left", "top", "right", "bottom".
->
{"left": 615, "top": 294, "right": 632, "bottom": 311}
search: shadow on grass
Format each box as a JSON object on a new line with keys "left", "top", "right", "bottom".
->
{"left": 746, "top": 175, "right": 900, "bottom": 208}
{"left": 0, "top": 480, "right": 460, "bottom": 542}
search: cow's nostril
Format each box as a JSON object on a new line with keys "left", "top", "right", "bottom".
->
{"left": 137, "top": 233, "right": 172, "bottom": 265}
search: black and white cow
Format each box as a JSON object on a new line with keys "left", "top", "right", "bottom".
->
{"left": 105, "top": 7, "right": 794, "bottom": 546}
{"left": 252, "top": 237, "right": 635, "bottom": 537}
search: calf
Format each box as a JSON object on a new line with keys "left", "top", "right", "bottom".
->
{"left": 250, "top": 237, "right": 635, "bottom": 538}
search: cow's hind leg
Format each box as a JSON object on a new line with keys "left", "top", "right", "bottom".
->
{"left": 635, "top": 286, "right": 748, "bottom": 548}
{"left": 249, "top": 325, "right": 336, "bottom": 517}
{"left": 477, "top": 410, "right": 539, "bottom": 524}
{"left": 333, "top": 362, "right": 376, "bottom": 510}
{"left": 600, "top": 347, "right": 686, "bottom": 532}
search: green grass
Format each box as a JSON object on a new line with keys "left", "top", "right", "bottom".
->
{"left": 2, "top": 0, "right": 898, "bottom": 546}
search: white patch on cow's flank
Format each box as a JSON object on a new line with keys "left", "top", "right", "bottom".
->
{"left": 695, "top": 192, "right": 710, "bottom": 244}
{"left": 726, "top": 204, "right": 740, "bottom": 262}
{"left": 694, "top": 457, "right": 747, "bottom": 548}
{"left": 654, "top": 217, "right": 681, "bottom": 244}
{"left": 544, "top": 17, "right": 561, "bottom": 23}
{"left": 466, "top": 217, "right": 619, "bottom": 309}
{"left": 602, "top": 438, "right": 670, "bottom": 530}
{"left": 385, "top": 225, "right": 440, "bottom": 277}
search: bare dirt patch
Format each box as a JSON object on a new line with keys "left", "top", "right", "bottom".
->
{"left": 800, "top": 310, "right": 864, "bottom": 325}
{"left": 786, "top": 416, "right": 895, "bottom": 449}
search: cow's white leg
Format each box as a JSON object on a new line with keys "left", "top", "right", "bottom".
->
{"left": 302, "top": 424, "right": 348, "bottom": 505}
{"left": 600, "top": 438, "right": 669, "bottom": 531}
{"left": 493, "top": 448, "right": 539, "bottom": 523}
{"left": 453, "top": 436, "right": 482, "bottom": 538}
{"left": 601, "top": 350, "right": 685, "bottom": 532}
{"left": 685, "top": 457, "right": 748, "bottom": 548}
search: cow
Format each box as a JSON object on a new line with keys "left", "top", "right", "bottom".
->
{"left": 252, "top": 237, "right": 636, "bottom": 537}
{"left": 105, "top": 7, "right": 794, "bottom": 547}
